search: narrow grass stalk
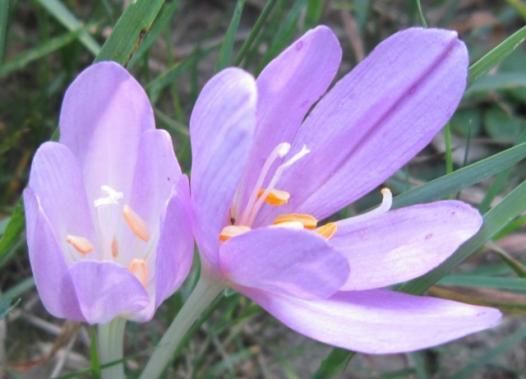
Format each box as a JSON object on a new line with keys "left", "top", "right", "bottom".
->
{"left": 139, "top": 272, "right": 225, "bottom": 379}
{"left": 97, "top": 317, "right": 127, "bottom": 379}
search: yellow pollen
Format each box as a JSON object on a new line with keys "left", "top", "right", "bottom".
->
{"left": 257, "top": 188, "right": 290, "bottom": 206}
{"left": 316, "top": 222, "right": 338, "bottom": 240}
{"left": 66, "top": 235, "right": 94, "bottom": 255}
{"left": 219, "top": 225, "right": 251, "bottom": 242}
{"left": 128, "top": 258, "right": 148, "bottom": 287}
{"left": 111, "top": 237, "right": 119, "bottom": 258}
{"left": 123, "top": 205, "right": 150, "bottom": 242}
{"left": 273, "top": 213, "right": 318, "bottom": 229}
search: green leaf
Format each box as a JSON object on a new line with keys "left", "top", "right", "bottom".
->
{"left": 310, "top": 348, "right": 354, "bottom": 379}
{"left": 484, "top": 107, "right": 524, "bottom": 143}
{"left": 235, "top": 0, "right": 278, "bottom": 65}
{"left": 0, "top": 27, "right": 82, "bottom": 77}
{"left": 35, "top": 0, "right": 100, "bottom": 55}
{"left": 127, "top": 0, "right": 181, "bottom": 68}
{"left": 215, "top": 0, "right": 246, "bottom": 71}
{"left": 95, "top": 0, "right": 165, "bottom": 65}
{"left": 0, "top": 203, "right": 24, "bottom": 264}
{"left": 305, "top": 0, "right": 325, "bottom": 28}
{"left": 469, "top": 25, "right": 526, "bottom": 83}
{"left": 401, "top": 179, "right": 526, "bottom": 294}
{"left": 0, "top": 0, "right": 9, "bottom": 63}
{"left": 439, "top": 275, "right": 526, "bottom": 292}
{"left": 393, "top": 142, "right": 526, "bottom": 208}
{"left": 466, "top": 72, "right": 526, "bottom": 96}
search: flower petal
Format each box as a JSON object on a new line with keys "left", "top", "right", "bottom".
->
{"left": 245, "top": 288, "right": 501, "bottom": 354}
{"left": 238, "top": 26, "right": 341, "bottom": 210}
{"left": 271, "top": 28, "right": 468, "bottom": 221}
{"left": 331, "top": 201, "right": 482, "bottom": 290}
{"left": 190, "top": 68, "right": 257, "bottom": 267}
{"left": 69, "top": 260, "right": 149, "bottom": 324}
{"left": 59, "top": 61, "right": 155, "bottom": 203}
{"left": 27, "top": 142, "right": 95, "bottom": 250}
{"left": 219, "top": 228, "right": 349, "bottom": 299}
{"left": 23, "top": 189, "right": 84, "bottom": 321}
{"left": 154, "top": 176, "right": 194, "bottom": 307}
{"left": 129, "top": 129, "right": 182, "bottom": 230}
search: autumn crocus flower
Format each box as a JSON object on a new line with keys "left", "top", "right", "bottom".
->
{"left": 24, "top": 62, "right": 193, "bottom": 325}
{"left": 189, "top": 26, "right": 501, "bottom": 353}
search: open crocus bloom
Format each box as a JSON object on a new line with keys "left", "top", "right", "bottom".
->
{"left": 190, "top": 26, "right": 501, "bottom": 353}
{"left": 24, "top": 62, "right": 193, "bottom": 324}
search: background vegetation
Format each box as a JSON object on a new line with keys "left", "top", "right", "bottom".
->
{"left": 1, "top": 0, "right": 526, "bottom": 377}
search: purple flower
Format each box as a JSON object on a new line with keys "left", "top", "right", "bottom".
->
{"left": 189, "top": 26, "right": 501, "bottom": 353}
{"left": 24, "top": 62, "right": 193, "bottom": 324}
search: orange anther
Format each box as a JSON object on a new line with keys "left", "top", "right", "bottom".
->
{"left": 111, "top": 237, "right": 119, "bottom": 258}
{"left": 316, "top": 222, "right": 338, "bottom": 240}
{"left": 273, "top": 213, "right": 318, "bottom": 229}
{"left": 219, "top": 225, "right": 251, "bottom": 242}
{"left": 128, "top": 258, "right": 149, "bottom": 287}
{"left": 66, "top": 235, "right": 94, "bottom": 255}
{"left": 257, "top": 188, "right": 290, "bottom": 206}
{"left": 123, "top": 205, "right": 150, "bottom": 242}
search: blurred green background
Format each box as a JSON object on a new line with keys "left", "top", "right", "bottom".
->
{"left": 1, "top": 0, "right": 526, "bottom": 378}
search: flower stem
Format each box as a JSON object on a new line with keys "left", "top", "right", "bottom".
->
{"left": 97, "top": 317, "right": 127, "bottom": 379}
{"left": 139, "top": 272, "right": 225, "bottom": 379}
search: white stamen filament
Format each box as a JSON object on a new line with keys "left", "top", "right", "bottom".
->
{"left": 244, "top": 145, "right": 310, "bottom": 225}
{"left": 238, "top": 142, "right": 291, "bottom": 224}
{"left": 344, "top": 188, "right": 393, "bottom": 226}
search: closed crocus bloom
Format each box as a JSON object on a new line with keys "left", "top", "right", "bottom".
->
{"left": 24, "top": 62, "right": 193, "bottom": 324}
{"left": 190, "top": 26, "right": 501, "bottom": 353}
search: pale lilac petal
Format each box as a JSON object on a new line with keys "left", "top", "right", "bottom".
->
{"left": 245, "top": 288, "right": 501, "bottom": 354}
{"left": 220, "top": 228, "right": 349, "bottom": 299}
{"left": 23, "top": 189, "right": 84, "bottom": 321}
{"left": 266, "top": 28, "right": 468, "bottom": 222}
{"left": 238, "top": 26, "right": 342, "bottom": 209}
{"left": 331, "top": 201, "right": 482, "bottom": 290}
{"left": 69, "top": 260, "right": 149, "bottom": 324}
{"left": 27, "top": 142, "right": 95, "bottom": 247}
{"left": 59, "top": 61, "right": 155, "bottom": 204}
{"left": 190, "top": 68, "right": 257, "bottom": 267}
{"left": 154, "top": 176, "right": 194, "bottom": 307}
{"left": 129, "top": 129, "right": 182, "bottom": 229}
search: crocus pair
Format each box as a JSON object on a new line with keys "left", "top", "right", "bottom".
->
{"left": 25, "top": 25, "right": 500, "bottom": 353}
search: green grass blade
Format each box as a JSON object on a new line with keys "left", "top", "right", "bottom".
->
{"left": 235, "top": 0, "right": 278, "bottom": 65}
{"left": 401, "top": 179, "right": 526, "bottom": 294}
{"left": 215, "top": 0, "right": 246, "bottom": 71}
{"left": 0, "top": 0, "right": 9, "bottom": 63}
{"left": 469, "top": 24, "right": 526, "bottom": 82}
{"left": 310, "top": 348, "right": 354, "bottom": 379}
{"left": 450, "top": 326, "right": 526, "bottom": 379}
{"left": 305, "top": 0, "right": 325, "bottom": 28}
{"left": 95, "top": 0, "right": 165, "bottom": 65}
{"left": 0, "top": 28, "right": 81, "bottom": 77}
{"left": 0, "top": 203, "right": 24, "bottom": 263}
{"left": 127, "top": 0, "right": 180, "bottom": 68}
{"left": 439, "top": 275, "right": 526, "bottom": 292}
{"left": 465, "top": 72, "right": 526, "bottom": 96}
{"left": 393, "top": 142, "right": 526, "bottom": 208}
{"left": 415, "top": 0, "right": 428, "bottom": 27}
{"left": 34, "top": 0, "right": 100, "bottom": 55}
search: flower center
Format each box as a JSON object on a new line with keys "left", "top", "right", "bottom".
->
{"left": 65, "top": 184, "right": 151, "bottom": 287}
{"left": 219, "top": 141, "right": 395, "bottom": 243}
{"left": 220, "top": 142, "right": 341, "bottom": 242}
